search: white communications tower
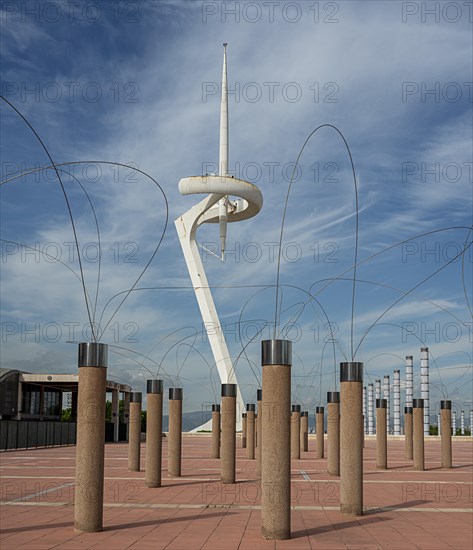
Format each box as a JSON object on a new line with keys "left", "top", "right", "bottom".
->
{"left": 175, "top": 45, "right": 263, "bottom": 430}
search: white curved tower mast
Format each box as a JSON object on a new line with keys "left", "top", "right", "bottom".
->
{"left": 175, "top": 44, "right": 263, "bottom": 430}
{"left": 219, "top": 44, "right": 229, "bottom": 260}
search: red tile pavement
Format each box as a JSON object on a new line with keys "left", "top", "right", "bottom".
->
{"left": 0, "top": 435, "right": 472, "bottom": 549}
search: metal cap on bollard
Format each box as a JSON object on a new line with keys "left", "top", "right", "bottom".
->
{"left": 291, "top": 404, "right": 301, "bottom": 413}
{"left": 212, "top": 404, "right": 221, "bottom": 412}
{"left": 262, "top": 339, "right": 292, "bottom": 366}
{"left": 301, "top": 411, "right": 309, "bottom": 417}
{"left": 169, "top": 388, "right": 183, "bottom": 400}
{"left": 257, "top": 389, "right": 262, "bottom": 401}
{"left": 440, "top": 400, "right": 452, "bottom": 409}
{"left": 316, "top": 406, "right": 324, "bottom": 414}
{"left": 327, "top": 391, "right": 340, "bottom": 403}
{"left": 340, "top": 362, "right": 363, "bottom": 382}
{"left": 131, "top": 392, "right": 142, "bottom": 403}
{"left": 78, "top": 342, "right": 108, "bottom": 368}
{"left": 147, "top": 379, "right": 163, "bottom": 394}
{"left": 376, "top": 399, "right": 387, "bottom": 408}
{"left": 247, "top": 403, "right": 256, "bottom": 412}
{"left": 413, "top": 398, "right": 424, "bottom": 408}
{"left": 405, "top": 406, "right": 413, "bottom": 414}
{"left": 221, "top": 383, "right": 236, "bottom": 397}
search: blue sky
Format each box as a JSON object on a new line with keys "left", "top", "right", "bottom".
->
{"left": 1, "top": 0, "right": 472, "bottom": 419}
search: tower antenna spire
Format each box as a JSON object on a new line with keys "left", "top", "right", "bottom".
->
{"left": 219, "top": 43, "right": 229, "bottom": 259}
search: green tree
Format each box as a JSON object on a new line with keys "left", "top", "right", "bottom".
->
{"left": 61, "top": 408, "right": 72, "bottom": 422}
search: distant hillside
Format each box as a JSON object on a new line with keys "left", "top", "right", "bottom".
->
{"left": 161, "top": 411, "right": 211, "bottom": 432}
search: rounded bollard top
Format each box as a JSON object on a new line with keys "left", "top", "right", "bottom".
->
{"left": 221, "top": 383, "right": 236, "bottom": 397}
{"left": 301, "top": 411, "right": 309, "bottom": 417}
{"left": 291, "top": 404, "right": 301, "bottom": 413}
{"left": 420, "top": 346, "right": 429, "bottom": 352}
{"left": 376, "top": 398, "right": 387, "bottom": 408}
{"left": 212, "top": 404, "right": 221, "bottom": 412}
{"left": 246, "top": 403, "right": 256, "bottom": 412}
{"left": 257, "top": 389, "right": 262, "bottom": 401}
{"left": 169, "top": 388, "right": 183, "bottom": 400}
{"left": 406, "top": 355, "right": 413, "bottom": 360}
{"left": 147, "top": 379, "right": 163, "bottom": 394}
{"left": 340, "top": 361, "right": 363, "bottom": 382}
{"left": 405, "top": 406, "right": 413, "bottom": 414}
{"left": 413, "top": 398, "right": 424, "bottom": 408}
{"left": 131, "top": 392, "right": 142, "bottom": 403}
{"left": 78, "top": 342, "right": 108, "bottom": 368}
{"left": 327, "top": 391, "right": 340, "bottom": 403}
{"left": 262, "top": 339, "right": 292, "bottom": 366}
{"left": 316, "top": 406, "right": 324, "bottom": 414}
{"left": 440, "top": 400, "right": 452, "bottom": 410}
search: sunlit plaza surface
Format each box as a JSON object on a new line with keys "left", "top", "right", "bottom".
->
{"left": 1, "top": 436, "right": 472, "bottom": 549}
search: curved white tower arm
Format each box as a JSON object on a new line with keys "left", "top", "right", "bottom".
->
{"left": 175, "top": 45, "right": 263, "bottom": 430}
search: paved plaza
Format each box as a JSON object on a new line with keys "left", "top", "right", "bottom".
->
{"left": 1, "top": 436, "right": 472, "bottom": 549}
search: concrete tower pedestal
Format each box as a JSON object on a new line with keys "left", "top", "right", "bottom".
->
{"left": 376, "top": 399, "right": 387, "bottom": 470}
{"left": 327, "top": 391, "right": 340, "bottom": 476}
{"left": 246, "top": 404, "right": 256, "bottom": 460}
{"left": 340, "top": 362, "right": 363, "bottom": 516}
{"left": 221, "top": 384, "right": 236, "bottom": 484}
{"left": 242, "top": 413, "right": 247, "bottom": 448}
{"left": 316, "top": 407, "right": 324, "bottom": 459}
{"left": 291, "top": 405, "right": 301, "bottom": 460}
{"left": 261, "top": 339, "right": 291, "bottom": 540}
{"left": 257, "top": 389, "right": 262, "bottom": 476}
{"left": 168, "top": 388, "right": 183, "bottom": 477}
{"left": 300, "top": 411, "right": 309, "bottom": 452}
{"left": 440, "top": 400, "right": 452, "bottom": 469}
{"left": 404, "top": 407, "right": 413, "bottom": 460}
{"left": 128, "top": 392, "right": 142, "bottom": 472}
{"left": 211, "top": 404, "right": 221, "bottom": 459}
{"left": 74, "top": 342, "right": 108, "bottom": 533}
{"left": 146, "top": 380, "right": 163, "bottom": 488}
{"left": 413, "top": 398, "right": 425, "bottom": 471}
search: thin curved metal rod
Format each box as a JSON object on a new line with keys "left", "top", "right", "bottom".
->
{"left": 0, "top": 159, "right": 169, "bottom": 341}
{"left": 0, "top": 97, "right": 96, "bottom": 340}
{"left": 273, "top": 124, "right": 359, "bottom": 364}
{"left": 107, "top": 344, "right": 174, "bottom": 384}
{"left": 359, "top": 321, "right": 448, "bottom": 397}
{"left": 1, "top": 238, "right": 95, "bottom": 309}
{"left": 310, "top": 276, "right": 472, "bottom": 334}
{"left": 353, "top": 239, "right": 472, "bottom": 358}
{"left": 296, "top": 226, "right": 473, "bottom": 327}
{"left": 3, "top": 166, "right": 103, "bottom": 324}
{"left": 461, "top": 227, "right": 473, "bottom": 319}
